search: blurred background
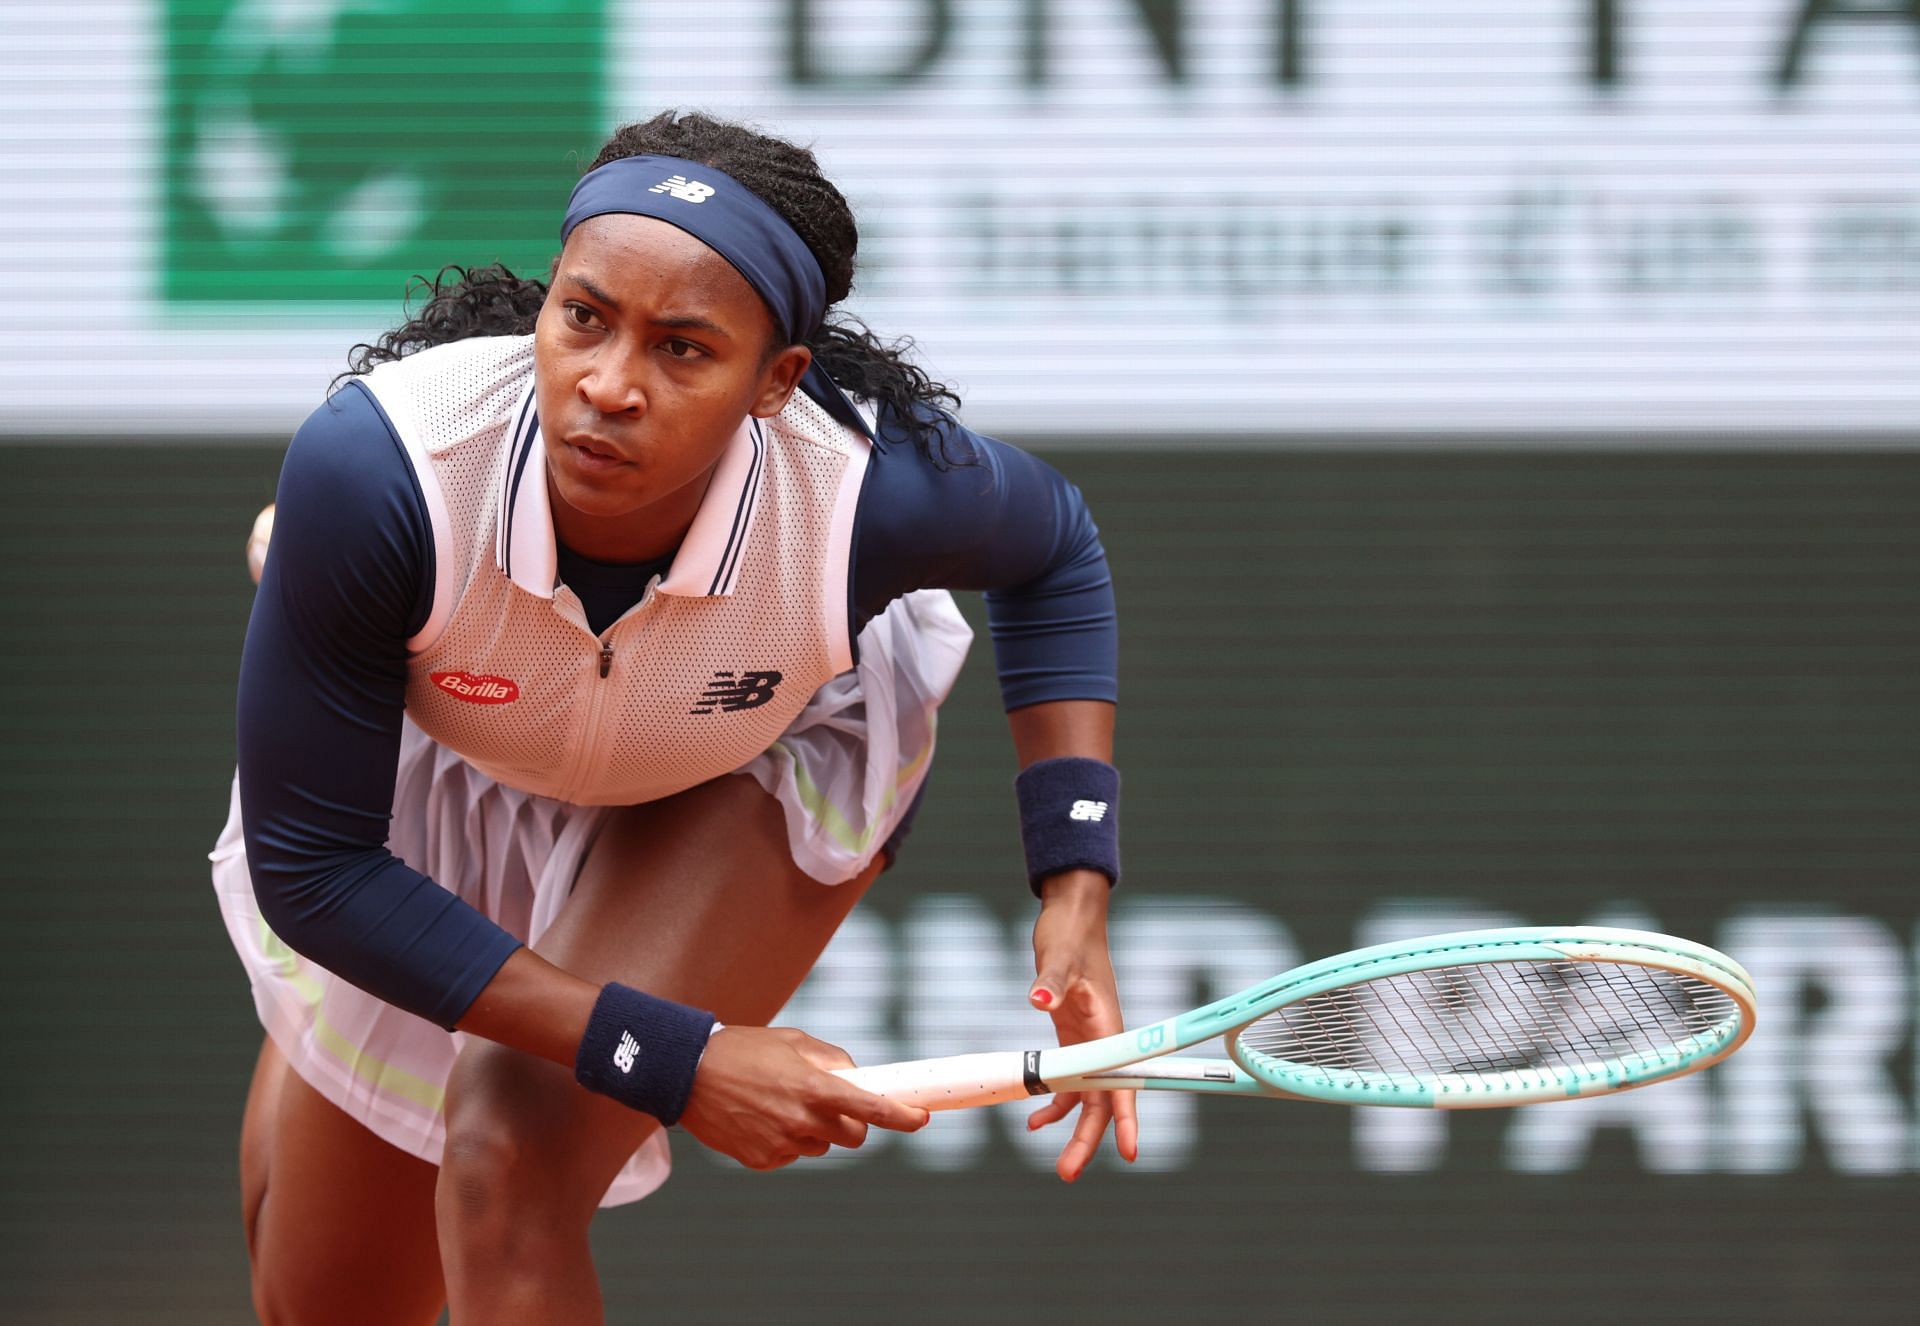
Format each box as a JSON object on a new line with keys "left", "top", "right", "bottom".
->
{"left": 2, "top": 2, "right": 1916, "bottom": 1322}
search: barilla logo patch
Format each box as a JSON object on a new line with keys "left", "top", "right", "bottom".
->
{"left": 431, "top": 671, "right": 520, "bottom": 705}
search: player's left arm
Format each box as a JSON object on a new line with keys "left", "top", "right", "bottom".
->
{"left": 1006, "top": 697, "right": 1136, "bottom": 1181}
{"left": 856, "top": 406, "right": 1130, "bottom": 1180}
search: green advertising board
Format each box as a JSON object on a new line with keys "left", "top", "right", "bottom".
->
{"left": 164, "top": 0, "right": 604, "bottom": 304}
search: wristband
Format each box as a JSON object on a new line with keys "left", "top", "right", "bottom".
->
{"left": 573, "top": 983, "right": 718, "bottom": 1126}
{"left": 1014, "top": 756, "right": 1121, "bottom": 896}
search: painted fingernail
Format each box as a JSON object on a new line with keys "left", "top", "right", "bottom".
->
{"left": 1032, "top": 989, "right": 1053, "bottom": 1007}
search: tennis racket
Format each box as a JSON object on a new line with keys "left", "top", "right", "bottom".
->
{"left": 835, "top": 926, "right": 1755, "bottom": 1110}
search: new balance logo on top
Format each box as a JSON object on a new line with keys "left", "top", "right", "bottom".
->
{"left": 649, "top": 175, "right": 715, "bottom": 203}
{"left": 1069, "top": 800, "right": 1109, "bottom": 822}
{"left": 613, "top": 1030, "right": 640, "bottom": 1074}
{"left": 690, "top": 670, "right": 784, "bottom": 714}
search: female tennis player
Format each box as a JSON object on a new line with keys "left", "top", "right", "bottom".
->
{"left": 212, "top": 110, "right": 1133, "bottom": 1325}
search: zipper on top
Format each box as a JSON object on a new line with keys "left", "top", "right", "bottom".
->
{"left": 550, "top": 574, "right": 657, "bottom": 801}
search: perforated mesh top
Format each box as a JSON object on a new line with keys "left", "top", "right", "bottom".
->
{"left": 361, "top": 336, "right": 867, "bottom": 806}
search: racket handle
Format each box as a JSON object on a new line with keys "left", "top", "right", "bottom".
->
{"left": 835, "top": 1052, "right": 1034, "bottom": 1111}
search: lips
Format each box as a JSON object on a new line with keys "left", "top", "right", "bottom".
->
{"left": 563, "top": 435, "right": 630, "bottom": 468}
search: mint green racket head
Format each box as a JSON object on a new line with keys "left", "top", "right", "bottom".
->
{"left": 1223, "top": 927, "right": 1757, "bottom": 1109}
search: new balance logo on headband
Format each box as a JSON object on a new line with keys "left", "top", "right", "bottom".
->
{"left": 649, "top": 175, "right": 716, "bottom": 204}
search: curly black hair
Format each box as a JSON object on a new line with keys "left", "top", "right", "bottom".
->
{"left": 345, "top": 111, "right": 961, "bottom": 456}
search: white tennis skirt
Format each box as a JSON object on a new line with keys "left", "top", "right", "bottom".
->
{"left": 211, "top": 589, "right": 971, "bottom": 1207}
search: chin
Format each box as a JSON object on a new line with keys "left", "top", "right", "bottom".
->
{"left": 547, "top": 452, "right": 654, "bottom": 517}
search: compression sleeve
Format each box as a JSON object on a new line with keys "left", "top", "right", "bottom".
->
{"left": 236, "top": 384, "right": 523, "bottom": 1029}
{"left": 854, "top": 407, "right": 1117, "bottom": 711}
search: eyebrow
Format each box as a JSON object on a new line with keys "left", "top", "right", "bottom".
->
{"left": 560, "top": 272, "right": 733, "bottom": 340}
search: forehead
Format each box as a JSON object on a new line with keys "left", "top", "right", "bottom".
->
{"left": 558, "top": 213, "right": 768, "bottom": 327}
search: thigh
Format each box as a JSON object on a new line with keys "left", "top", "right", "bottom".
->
{"left": 243, "top": 1035, "right": 447, "bottom": 1326}
{"left": 442, "top": 772, "right": 886, "bottom": 1205}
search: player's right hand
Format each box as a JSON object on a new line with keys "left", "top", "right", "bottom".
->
{"left": 246, "top": 504, "right": 275, "bottom": 584}
{"left": 680, "top": 1025, "right": 928, "bottom": 1170}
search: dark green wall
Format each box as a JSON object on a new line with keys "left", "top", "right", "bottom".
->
{"left": 2, "top": 446, "right": 1915, "bottom": 1324}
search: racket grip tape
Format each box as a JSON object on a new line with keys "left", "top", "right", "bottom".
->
{"left": 835, "top": 1051, "right": 1040, "bottom": 1112}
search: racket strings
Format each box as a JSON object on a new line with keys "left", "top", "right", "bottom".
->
{"left": 1237, "top": 960, "right": 1739, "bottom": 1079}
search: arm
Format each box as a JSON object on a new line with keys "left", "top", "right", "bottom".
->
{"left": 239, "top": 386, "right": 529, "bottom": 1030}
{"left": 1009, "top": 698, "right": 1136, "bottom": 1181}
{"left": 857, "top": 410, "right": 1134, "bottom": 1179}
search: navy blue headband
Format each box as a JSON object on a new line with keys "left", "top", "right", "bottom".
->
{"left": 562, "top": 155, "right": 827, "bottom": 347}
{"left": 559, "top": 154, "right": 874, "bottom": 443}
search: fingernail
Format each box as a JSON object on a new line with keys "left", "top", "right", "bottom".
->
{"left": 1032, "top": 989, "right": 1053, "bottom": 1007}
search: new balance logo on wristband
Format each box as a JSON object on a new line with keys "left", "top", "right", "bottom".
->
{"left": 1069, "top": 800, "right": 1109, "bottom": 822}
{"left": 690, "top": 670, "right": 784, "bottom": 714}
{"left": 649, "top": 175, "right": 715, "bottom": 203}
{"left": 613, "top": 1030, "right": 640, "bottom": 1074}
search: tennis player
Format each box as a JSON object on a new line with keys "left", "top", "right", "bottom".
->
{"left": 212, "top": 110, "right": 1133, "bottom": 1325}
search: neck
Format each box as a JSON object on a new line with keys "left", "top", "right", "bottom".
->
{"left": 545, "top": 463, "right": 715, "bottom": 564}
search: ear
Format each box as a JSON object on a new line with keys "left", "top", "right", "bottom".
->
{"left": 748, "top": 344, "right": 813, "bottom": 419}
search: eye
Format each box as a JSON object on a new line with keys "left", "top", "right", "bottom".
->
{"left": 661, "top": 337, "right": 706, "bottom": 360}
{"left": 562, "top": 302, "right": 602, "bottom": 331}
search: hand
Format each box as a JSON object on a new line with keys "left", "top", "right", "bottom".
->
{"left": 246, "top": 504, "right": 274, "bottom": 584}
{"left": 679, "top": 1026, "right": 928, "bottom": 1171}
{"left": 1024, "top": 871, "right": 1139, "bottom": 1181}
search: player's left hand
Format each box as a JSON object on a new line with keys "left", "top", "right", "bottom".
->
{"left": 1025, "top": 870, "right": 1138, "bottom": 1181}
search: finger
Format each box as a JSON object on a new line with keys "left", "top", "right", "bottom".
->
{"left": 796, "top": 1138, "right": 832, "bottom": 1159}
{"left": 791, "top": 1033, "right": 857, "bottom": 1073}
{"left": 1066, "top": 975, "right": 1108, "bottom": 1019}
{"left": 1055, "top": 1093, "right": 1114, "bottom": 1183}
{"left": 1112, "top": 1088, "right": 1139, "bottom": 1163}
{"left": 1029, "top": 963, "right": 1075, "bottom": 1012}
{"left": 822, "top": 1080, "right": 930, "bottom": 1133}
{"left": 815, "top": 1112, "right": 870, "bottom": 1151}
{"left": 1026, "top": 1092, "right": 1079, "bottom": 1132}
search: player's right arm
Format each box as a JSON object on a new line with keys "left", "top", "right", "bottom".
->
{"left": 238, "top": 386, "right": 918, "bottom": 1160}
{"left": 239, "top": 383, "right": 522, "bottom": 1026}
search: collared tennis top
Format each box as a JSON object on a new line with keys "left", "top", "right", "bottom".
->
{"left": 366, "top": 336, "right": 872, "bottom": 807}
{"left": 237, "top": 335, "right": 1116, "bottom": 1029}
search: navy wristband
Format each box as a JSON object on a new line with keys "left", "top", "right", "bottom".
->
{"left": 573, "top": 983, "right": 717, "bottom": 1126}
{"left": 1014, "top": 757, "right": 1121, "bottom": 896}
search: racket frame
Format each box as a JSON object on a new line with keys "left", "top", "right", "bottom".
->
{"left": 839, "top": 926, "right": 1757, "bottom": 1111}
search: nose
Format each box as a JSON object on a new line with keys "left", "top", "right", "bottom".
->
{"left": 575, "top": 345, "right": 648, "bottom": 417}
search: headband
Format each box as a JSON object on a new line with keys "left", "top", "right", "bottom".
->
{"left": 562, "top": 154, "right": 828, "bottom": 347}
{"left": 559, "top": 154, "right": 872, "bottom": 441}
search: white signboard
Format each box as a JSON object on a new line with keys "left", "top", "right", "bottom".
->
{"left": 1, "top": 1, "right": 1916, "bottom": 438}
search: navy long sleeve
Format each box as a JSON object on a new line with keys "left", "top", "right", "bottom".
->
{"left": 856, "top": 406, "right": 1117, "bottom": 710}
{"left": 237, "top": 386, "right": 1117, "bottom": 1028}
{"left": 238, "top": 385, "right": 522, "bottom": 1028}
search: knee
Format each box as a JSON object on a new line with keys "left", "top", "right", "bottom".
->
{"left": 437, "top": 1113, "right": 541, "bottom": 1238}
{"left": 436, "top": 1085, "right": 594, "bottom": 1261}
